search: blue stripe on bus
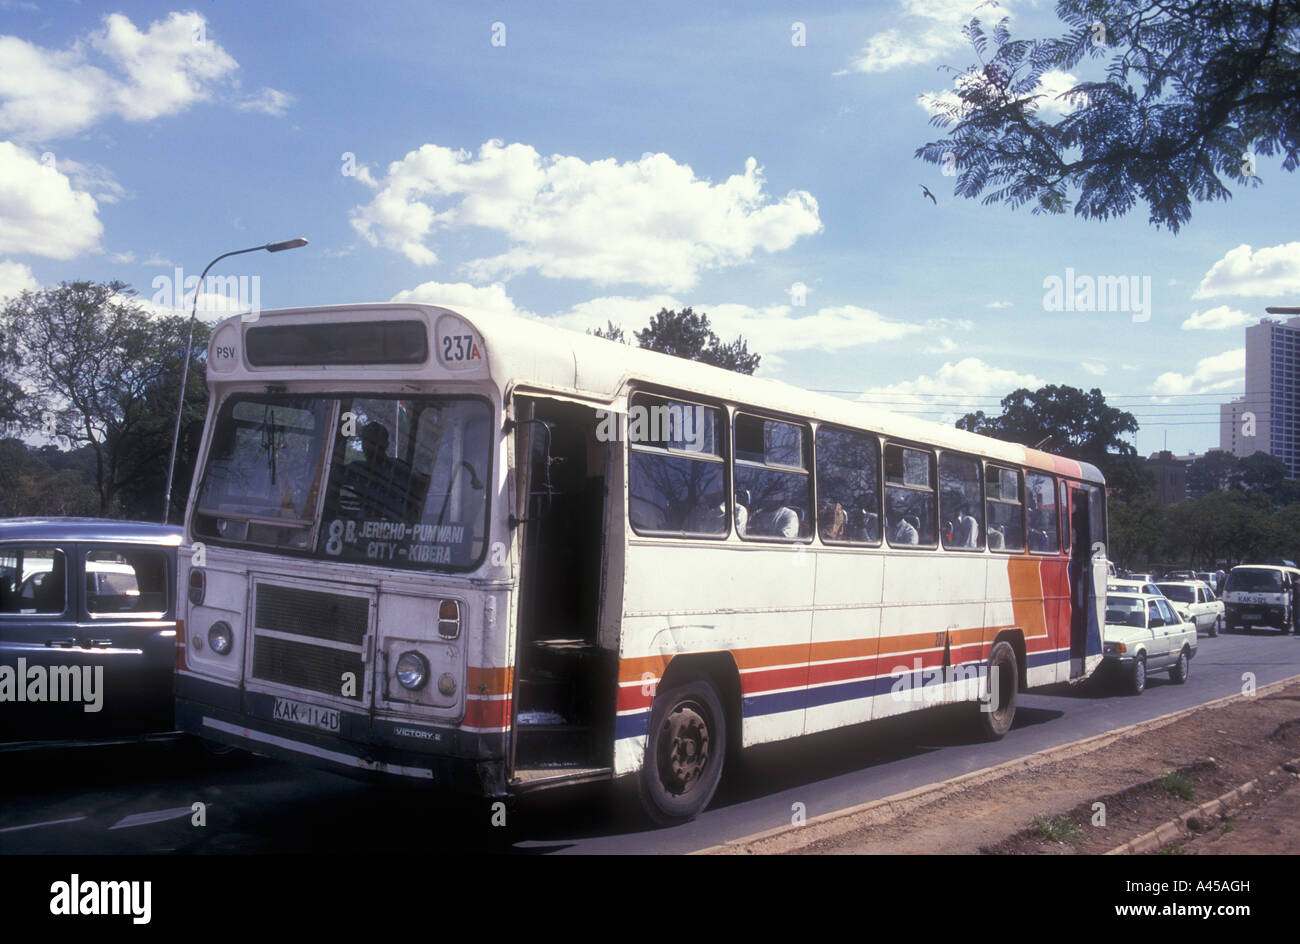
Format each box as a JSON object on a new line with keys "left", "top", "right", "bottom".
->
{"left": 614, "top": 649, "right": 1072, "bottom": 741}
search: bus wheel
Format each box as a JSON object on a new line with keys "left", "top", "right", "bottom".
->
{"left": 977, "top": 641, "right": 1019, "bottom": 741}
{"left": 638, "top": 676, "right": 727, "bottom": 826}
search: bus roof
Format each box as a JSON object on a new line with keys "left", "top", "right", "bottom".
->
{"left": 209, "top": 302, "right": 1105, "bottom": 484}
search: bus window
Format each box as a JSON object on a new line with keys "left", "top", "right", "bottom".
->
{"left": 985, "top": 464, "right": 1025, "bottom": 552}
{"left": 939, "top": 452, "right": 982, "bottom": 550}
{"left": 815, "top": 427, "right": 880, "bottom": 544}
{"left": 628, "top": 396, "right": 726, "bottom": 537}
{"left": 884, "top": 444, "right": 936, "bottom": 547}
{"left": 733, "top": 413, "right": 811, "bottom": 541}
{"left": 1026, "top": 472, "right": 1059, "bottom": 553}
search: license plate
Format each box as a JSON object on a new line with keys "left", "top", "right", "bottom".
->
{"left": 1242, "top": 613, "right": 1260, "bottom": 621}
{"left": 273, "top": 697, "right": 340, "bottom": 732}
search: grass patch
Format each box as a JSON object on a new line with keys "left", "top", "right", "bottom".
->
{"left": 1160, "top": 771, "right": 1196, "bottom": 801}
{"left": 1157, "top": 843, "right": 1185, "bottom": 855}
{"left": 1030, "top": 814, "right": 1081, "bottom": 843}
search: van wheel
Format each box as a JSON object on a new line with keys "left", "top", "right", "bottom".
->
{"left": 637, "top": 676, "right": 727, "bottom": 826}
{"left": 977, "top": 641, "right": 1019, "bottom": 741}
{"left": 1209, "top": 616, "right": 1220, "bottom": 638}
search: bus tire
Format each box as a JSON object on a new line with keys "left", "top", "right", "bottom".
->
{"left": 977, "top": 641, "right": 1019, "bottom": 741}
{"left": 637, "top": 676, "right": 727, "bottom": 827}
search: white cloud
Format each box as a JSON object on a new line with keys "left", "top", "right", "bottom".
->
{"left": 1194, "top": 242, "right": 1300, "bottom": 298}
{"left": 142, "top": 253, "right": 173, "bottom": 266}
{"left": 1180, "top": 305, "right": 1259, "bottom": 330}
{"left": 236, "top": 87, "right": 294, "bottom": 117}
{"left": 49, "top": 157, "right": 128, "bottom": 204}
{"left": 984, "top": 300, "right": 1012, "bottom": 309}
{"left": 389, "top": 280, "right": 533, "bottom": 319}
{"left": 858, "top": 357, "right": 1044, "bottom": 417}
{"left": 0, "top": 142, "right": 103, "bottom": 259}
{"left": 109, "top": 250, "right": 136, "bottom": 264}
{"left": 842, "top": 0, "right": 1013, "bottom": 75}
{"left": 0, "top": 12, "right": 238, "bottom": 142}
{"left": 1081, "top": 361, "right": 1107, "bottom": 376}
{"left": 350, "top": 141, "right": 822, "bottom": 290}
{"left": 925, "top": 337, "right": 957, "bottom": 354}
{"left": 1150, "top": 348, "right": 1244, "bottom": 397}
{"left": 0, "top": 259, "right": 38, "bottom": 301}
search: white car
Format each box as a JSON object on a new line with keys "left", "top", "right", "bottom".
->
{"left": 1155, "top": 580, "right": 1225, "bottom": 638}
{"left": 1108, "top": 579, "right": 1165, "bottom": 598}
{"left": 1102, "top": 593, "right": 1197, "bottom": 695}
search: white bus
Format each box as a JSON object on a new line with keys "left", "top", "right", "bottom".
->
{"left": 176, "top": 303, "right": 1108, "bottom": 824}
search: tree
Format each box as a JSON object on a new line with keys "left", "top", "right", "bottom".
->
{"left": 1186, "top": 449, "right": 1242, "bottom": 496}
{"left": 956, "top": 383, "right": 1148, "bottom": 497}
{"left": 591, "top": 307, "right": 762, "bottom": 374}
{"left": 4, "top": 281, "right": 210, "bottom": 517}
{"left": 916, "top": 1, "right": 1300, "bottom": 232}
{"left": 0, "top": 316, "right": 26, "bottom": 432}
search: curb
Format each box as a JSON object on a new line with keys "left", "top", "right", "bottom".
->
{"left": 697, "top": 673, "right": 1300, "bottom": 855}
{"left": 1105, "top": 754, "right": 1300, "bottom": 855}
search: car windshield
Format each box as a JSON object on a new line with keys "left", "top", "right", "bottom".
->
{"left": 1157, "top": 584, "right": 1195, "bottom": 603}
{"left": 194, "top": 393, "right": 492, "bottom": 570}
{"left": 1225, "top": 569, "right": 1283, "bottom": 592}
{"left": 1106, "top": 596, "right": 1146, "bottom": 627}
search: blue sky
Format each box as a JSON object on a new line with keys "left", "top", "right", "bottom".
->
{"left": 2, "top": 0, "right": 1297, "bottom": 458}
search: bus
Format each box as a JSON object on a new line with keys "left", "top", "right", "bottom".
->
{"left": 175, "top": 303, "right": 1108, "bottom": 824}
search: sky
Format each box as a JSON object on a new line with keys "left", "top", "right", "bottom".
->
{"left": 1, "top": 0, "right": 1297, "bottom": 459}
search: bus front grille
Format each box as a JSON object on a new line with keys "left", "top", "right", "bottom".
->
{"left": 250, "top": 582, "right": 370, "bottom": 701}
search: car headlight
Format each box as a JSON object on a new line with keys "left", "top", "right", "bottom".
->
{"left": 207, "top": 620, "right": 233, "bottom": 655}
{"left": 395, "top": 651, "right": 429, "bottom": 690}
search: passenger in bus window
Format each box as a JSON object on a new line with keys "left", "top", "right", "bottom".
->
{"left": 820, "top": 501, "right": 847, "bottom": 540}
{"left": 339, "top": 422, "right": 411, "bottom": 519}
{"left": 734, "top": 488, "right": 750, "bottom": 537}
{"left": 893, "top": 514, "right": 919, "bottom": 545}
{"left": 988, "top": 526, "right": 1005, "bottom": 549}
{"left": 955, "top": 510, "right": 980, "bottom": 547}
{"left": 751, "top": 505, "right": 801, "bottom": 538}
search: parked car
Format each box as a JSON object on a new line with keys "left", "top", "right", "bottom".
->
{"left": 1155, "top": 580, "right": 1225, "bottom": 637}
{"left": 1221, "top": 565, "right": 1300, "bottom": 633}
{"left": 0, "top": 518, "right": 182, "bottom": 747}
{"left": 1107, "top": 578, "right": 1165, "bottom": 598}
{"left": 1102, "top": 592, "right": 1197, "bottom": 694}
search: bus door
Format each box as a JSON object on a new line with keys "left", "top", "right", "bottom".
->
{"left": 508, "top": 396, "right": 617, "bottom": 783}
{"left": 1067, "top": 487, "right": 1099, "bottom": 678}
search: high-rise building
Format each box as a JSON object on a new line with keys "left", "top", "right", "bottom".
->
{"left": 1219, "top": 315, "right": 1299, "bottom": 477}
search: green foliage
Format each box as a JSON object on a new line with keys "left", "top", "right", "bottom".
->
{"left": 1160, "top": 771, "right": 1196, "bottom": 802}
{"left": 0, "top": 439, "right": 100, "bottom": 517}
{"left": 956, "top": 384, "right": 1146, "bottom": 498}
{"left": 2, "top": 281, "right": 210, "bottom": 519}
{"left": 1030, "top": 814, "right": 1081, "bottom": 843}
{"left": 591, "top": 307, "right": 761, "bottom": 374}
{"left": 915, "top": 1, "right": 1300, "bottom": 232}
{"left": 635, "top": 307, "right": 761, "bottom": 374}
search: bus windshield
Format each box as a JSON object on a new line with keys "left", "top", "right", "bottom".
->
{"left": 194, "top": 393, "right": 491, "bottom": 570}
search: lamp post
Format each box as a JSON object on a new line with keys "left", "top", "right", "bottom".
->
{"left": 161, "top": 238, "right": 308, "bottom": 523}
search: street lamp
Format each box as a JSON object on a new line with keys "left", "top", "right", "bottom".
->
{"left": 161, "top": 238, "right": 308, "bottom": 523}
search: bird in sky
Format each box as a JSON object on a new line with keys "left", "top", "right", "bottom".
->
{"left": 920, "top": 185, "right": 937, "bottom": 205}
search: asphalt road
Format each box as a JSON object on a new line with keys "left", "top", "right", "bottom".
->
{"left": 3, "top": 628, "right": 1298, "bottom": 855}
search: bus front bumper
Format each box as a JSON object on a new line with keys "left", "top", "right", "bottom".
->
{"left": 176, "top": 675, "right": 507, "bottom": 796}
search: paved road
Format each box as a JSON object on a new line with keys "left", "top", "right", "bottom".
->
{"left": 3, "top": 629, "right": 1298, "bottom": 855}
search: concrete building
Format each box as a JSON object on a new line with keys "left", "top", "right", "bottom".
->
{"left": 1146, "top": 450, "right": 1188, "bottom": 504}
{"left": 1219, "top": 315, "right": 1300, "bottom": 477}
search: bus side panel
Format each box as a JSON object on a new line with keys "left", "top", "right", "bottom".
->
{"left": 802, "top": 550, "right": 884, "bottom": 734}
{"left": 614, "top": 542, "right": 815, "bottom": 775}
{"left": 868, "top": 553, "right": 989, "bottom": 722}
{"left": 1041, "top": 556, "right": 1072, "bottom": 683}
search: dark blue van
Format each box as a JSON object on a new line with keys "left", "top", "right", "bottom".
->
{"left": 0, "top": 518, "right": 182, "bottom": 747}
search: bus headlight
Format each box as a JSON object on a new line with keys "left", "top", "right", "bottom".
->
{"left": 396, "top": 651, "right": 429, "bottom": 690}
{"left": 208, "top": 621, "right": 233, "bottom": 655}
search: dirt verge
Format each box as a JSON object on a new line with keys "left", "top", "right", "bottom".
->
{"left": 706, "top": 678, "right": 1300, "bottom": 854}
